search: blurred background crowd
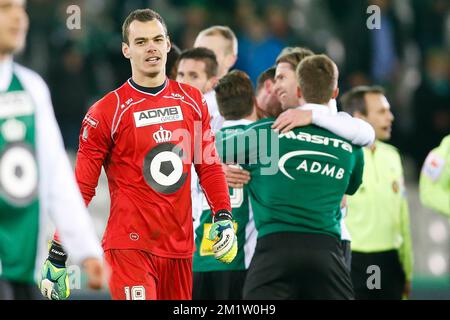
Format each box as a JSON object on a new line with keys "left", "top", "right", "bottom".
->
{"left": 18, "top": 0, "right": 449, "bottom": 177}
{"left": 15, "top": 0, "right": 449, "bottom": 298}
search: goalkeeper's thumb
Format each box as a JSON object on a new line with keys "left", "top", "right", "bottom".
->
{"left": 39, "top": 240, "right": 70, "bottom": 300}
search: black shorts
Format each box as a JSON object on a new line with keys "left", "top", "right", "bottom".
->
{"left": 243, "top": 232, "right": 354, "bottom": 300}
{"left": 351, "top": 250, "right": 406, "bottom": 300}
{"left": 193, "top": 270, "right": 247, "bottom": 300}
{"left": 341, "top": 240, "right": 352, "bottom": 271}
{"left": 0, "top": 279, "right": 42, "bottom": 300}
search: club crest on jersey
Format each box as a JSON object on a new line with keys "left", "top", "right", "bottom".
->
{"left": 153, "top": 126, "right": 172, "bottom": 144}
{"left": 134, "top": 106, "right": 183, "bottom": 128}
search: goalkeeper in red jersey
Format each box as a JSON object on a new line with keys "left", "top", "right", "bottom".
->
{"left": 42, "top": 9, "right": 235, "bottom": 300}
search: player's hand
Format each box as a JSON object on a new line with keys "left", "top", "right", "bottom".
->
{"left": 340, "top": 195, "right": 347, "bottom": 209}
{"left": 208, "top": 210, "right": 237, "bottom": 264}
{"left": 403, "top": 280, "right": 412, "bottom": 299}
{"left": 222, "top": 163, "right": 250, "bottom": 188}
{"left": 271, "top": 109, "right": 313, "bottom": 133}
{"left": 39, "top": 240, "right": 70, "bottom": 300}
{"left": 83, "top": 257, "right": 105, "bottom": 290}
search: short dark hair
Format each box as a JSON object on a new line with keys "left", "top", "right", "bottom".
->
{"left": 166, "top": 43, "right": 181, "bottom": 80}
{"left": 122, "top": 9, "right": 168, "bottom": 45}
{"left": 275, "top": 47, "right": 314, "bottom": 69}
{"left": 215, "top": 70, "right": 254, "bottom": 120}
{"left": 177, "top": 47, "right": 218, "bottom": 79}
{"left": 256, "top": 66, "right": 276, "bottom": 94}
{"left": 297, "top": 54, "right": 338, "bottom": 104}
{"left": 340, "top": 86, "right": 386, "bottom": 116}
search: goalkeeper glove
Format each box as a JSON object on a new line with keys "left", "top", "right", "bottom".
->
{"left": 207, "top": 210, "right": 237, "bottom": 264}
{"left": 39, "top": 240, "right": 70, "bottom": 300}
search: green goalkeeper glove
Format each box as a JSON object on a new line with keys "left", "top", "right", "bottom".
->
{"left": 208, "top": 210, "right": 237, "bottom": 264}
{"left": 39, "top": 240, "right": 70, "bottom": 300}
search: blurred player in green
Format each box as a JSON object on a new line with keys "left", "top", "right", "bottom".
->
{"left": 195, "top": 70, "right": 258, "bottom": 299}
{"left": 0, "top": 0, "right": 104, "bottom": 300}
{"left": 175, "top": 46, "right": 219, "bottom": 228}
{"left": 271, "top": 48, "right": 375, "bottom": 271}
{"left": 419, "top": 135, "right": 449, "bottom": 217}
{"left": 340, "top": 86, "right": 413, "bottom": 300}
{"left": 176, "top": 48, "right": 254, "bottom": 299}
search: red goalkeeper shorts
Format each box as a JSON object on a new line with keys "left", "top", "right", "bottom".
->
{"left": 104, "top": 249, "right": 192, "bottom": 300}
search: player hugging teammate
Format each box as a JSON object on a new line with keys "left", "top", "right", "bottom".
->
{"left": 31, "top": 5, "right": 414, "bottom": 301}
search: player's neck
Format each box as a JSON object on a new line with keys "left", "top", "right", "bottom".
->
{"left": 132, "top": 71, "right": 166, "bottom": 88}
{"left": 0, "top": 52, "right": 12, "bottom": 63}
{"left": 369, "top": 142, "right": 378, "bottom": 152}
{"left": 246, "top": 107, "right": 258, "bottom": 122}
{"left": 300, "top": 100, "right": 331, "bottom": 110}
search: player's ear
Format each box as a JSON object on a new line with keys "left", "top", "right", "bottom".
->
{"left": 353, "top": 111, "right": 367, "bottom": 121}
{"left": 225, "top": 53, "right": 237, "bottom": 72}
{"left": 166, "top": 36, "right": 171, "bottom": 53}
{"left": 264, "top": 79, "right": 273, "bottom": 93}
{"left": 297, "top": 86, "right": 303, "bottom": 98}
{"left": 332, "top": 87, "right": 339, "bottom": 99}
{"left": 207, "top": 76, "right": 218, "bottom": 91}
{"left": 122, "top": 42, "right": 131, "bottom": 59}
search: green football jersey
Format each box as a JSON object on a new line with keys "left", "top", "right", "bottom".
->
{"left": 193, "top": 124, "right": 257, "bottom": 272}
{"left": 0, "top": 72, "right": 40, "bottom": 283}
{"left": 216, "top": 118, "right": 364, "bottom": 240}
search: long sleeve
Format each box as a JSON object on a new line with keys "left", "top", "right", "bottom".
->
{"left": 419, "top": 138, "right": 450, "bottom": 217}
{"left": 312, "top": 111, "right": 375, "bottom": 146}
{"left": 346, "top": 147, "right": 365, "bottom": 195}
{"left": 194, "top": 93, "right": 231, "bottom": 215}
{"left": 75, "top": 95, "right": 115, "bottom": 206}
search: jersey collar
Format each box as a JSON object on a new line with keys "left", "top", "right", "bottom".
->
{"left": 0, "top": 57, "right": 13, "bottom": 92}
{"left": 297, "top": 103, "right": 332, "bottom": 115}
{"left": 127, "top": 77, "right": 168, "bottom": 96}
{"left": 222, "top": 119, "right": 254, "bottom": 128}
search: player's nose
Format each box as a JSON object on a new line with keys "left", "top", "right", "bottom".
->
{"left": 145, "top": 46, "right": 157, "bottom": 53}
{"left": 388, "top": 110, "right": 394, "bottom": 122}
{"left": 273, "top": 82, "right": 281, "bottom": 95}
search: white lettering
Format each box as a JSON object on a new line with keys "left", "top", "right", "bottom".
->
{"left": 279, "top": 131, "right": 353, "bottom": 153}
{"left": 297, "top": 132, "right": 310, "bottom": 142}
{"left": 66, "top": 5, "right": 81, "bottom": 30}
{"left": 296, "top": 160, "right": 308, "bottom": 172}
{"left": 310, "top": 161, "right": 322, "bottom": 173}
{"left": 336, "top": 168, "right": 345, "bottom": 179}
{"left": 321, "top": 164, "right": 336, "bottom": 177}
{"left": 367, "top": 5, "right": 381, "bottom": 30}
{"left": 134, "top": 106, "right": 183, "bottom": 127}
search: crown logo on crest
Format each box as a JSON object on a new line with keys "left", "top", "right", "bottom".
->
{"left": 153, "top": 126, "right": 172, "bottom": 143}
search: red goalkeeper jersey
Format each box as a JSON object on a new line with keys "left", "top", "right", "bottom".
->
{"left": 75, "top": 79, "right": 231, "bottom": 258}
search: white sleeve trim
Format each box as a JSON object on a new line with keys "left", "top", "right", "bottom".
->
{"left": 312, "top": 110, "right": 375, "bottom": 146}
